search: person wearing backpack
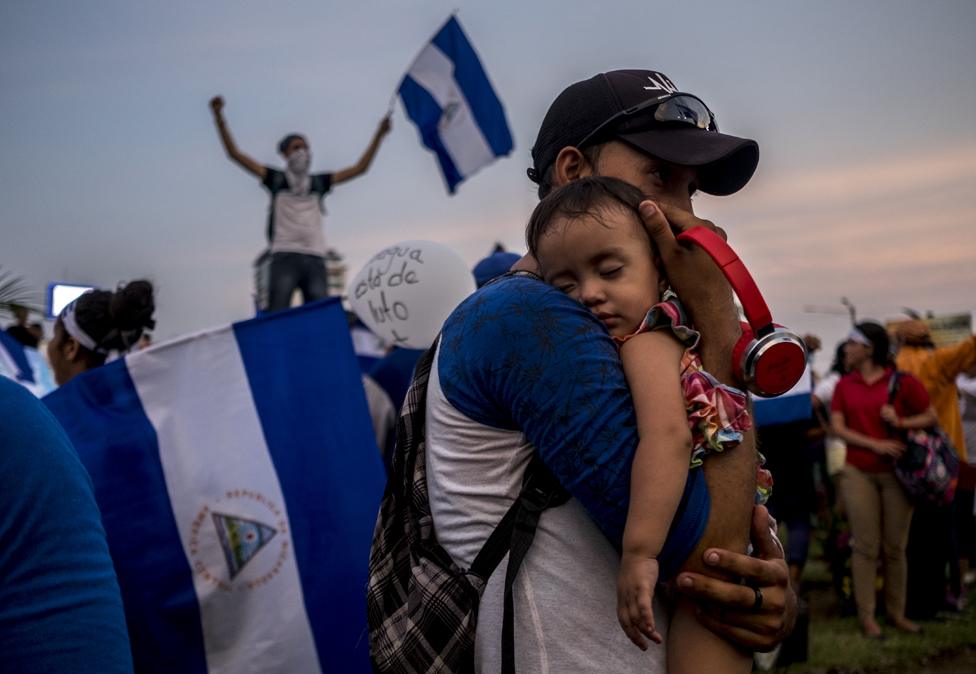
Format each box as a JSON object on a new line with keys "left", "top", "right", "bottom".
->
{"left": 209, "top": 95, "right": 391, "bottom": 311}
{"left": 369, "top": 70, "right": 797, "bottom": 673}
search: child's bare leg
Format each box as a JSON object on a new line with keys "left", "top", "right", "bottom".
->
{"left": 668, "top": 430, "right": 756, "bottom": 674}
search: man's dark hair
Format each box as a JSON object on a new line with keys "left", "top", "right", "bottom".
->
{"left": 526, "top": 175, "right": 647, "bottom": 256}
{"left": 277, "top": 133, "right": 307, "bottom": 155}
{"left": 855, "top": 321, "right": 892, "bottom": 367}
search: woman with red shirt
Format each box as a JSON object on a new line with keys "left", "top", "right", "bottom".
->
{"left": 830, "top": 322, "right": 937, "bottom": 638}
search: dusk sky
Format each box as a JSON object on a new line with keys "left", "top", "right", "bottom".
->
{"left": 3, "top": 1, "right": 974, "bottom": 373}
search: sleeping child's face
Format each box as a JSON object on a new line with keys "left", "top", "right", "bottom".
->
{"left": 537, "top": 203, "right": 662, "bottom": 339}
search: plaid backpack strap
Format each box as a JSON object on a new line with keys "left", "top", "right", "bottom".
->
{"left": 391, "top": 335, "right": 439, "bottom": 492}
{"left": 370, "top": 332, "right": 570, "bottom": 673}
{"left": 366, "top": 337, "right": 442, "bottom": 669}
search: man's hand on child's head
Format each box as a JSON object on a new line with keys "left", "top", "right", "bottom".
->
{"left": 638, "top": 200, "right": 741, "bottom": 382}
{"left": 638, "top": 200, "right": 732, "bottom": 317}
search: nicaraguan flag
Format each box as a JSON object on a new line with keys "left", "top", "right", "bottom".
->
{"left": 752, "top": 362, "right": 814, "bottom": 427}
{"left": 399, "top": 15, "right": 514, "bottom": 193}
{"left": 44, "top": 298, "right": 385, "bottom": 674}
{"left": 0, "top": 330, "right": 54, "bottom": 396}
{"left": 0, "top": 330, "right": 34, "bottom": 386}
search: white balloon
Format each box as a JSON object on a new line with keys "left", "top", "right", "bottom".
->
{"left": 347, "top": 240, "right": 476, "bottom": 350}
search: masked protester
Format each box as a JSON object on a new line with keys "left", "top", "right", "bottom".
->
{"left": 209, "top": 96, "right": 391, "bottom": 312}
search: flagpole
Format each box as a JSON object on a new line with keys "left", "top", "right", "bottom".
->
{"left": 387, "top": 12, "right": 457, "bottom": 117}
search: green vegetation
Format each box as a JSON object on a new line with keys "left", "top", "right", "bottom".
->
{"left": 803, "top": 603, "right": 975, "bottom": 672}
{"left": 0, "top": 266, "right": 38, "bottom": 319}
{"left": 769, "top": 558, "right": 976, "bottom": 673}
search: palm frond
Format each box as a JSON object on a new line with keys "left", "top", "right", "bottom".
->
{"left": 0, "top": 267, "right": 41, "bottom": 320}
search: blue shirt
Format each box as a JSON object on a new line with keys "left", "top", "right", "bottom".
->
{"left": 0, "top": 378, "right": 133, "bottom": 674}
{"left": 436, "top": 274, "right": 707, "bottom": 570}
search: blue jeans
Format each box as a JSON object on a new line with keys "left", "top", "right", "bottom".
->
{"left": 268, "top": 252, "right": 329, "bottom": 311}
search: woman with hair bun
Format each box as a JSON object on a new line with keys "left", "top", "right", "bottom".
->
{"left": 830, "top": 321, "right": 937, "bottom": 638}
{"left": 47, "top": 280, "right": 155, "bottom": 386}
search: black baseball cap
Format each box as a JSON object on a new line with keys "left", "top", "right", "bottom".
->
{"left": 529, "top": 70, "right": 759, "bottom": 196}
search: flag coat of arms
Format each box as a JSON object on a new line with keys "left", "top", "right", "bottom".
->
{"left": 44, "top": 298, "right": 385, "bottom": 674}
{"left": 399, "top": 15, "right": 514, "bottom": 193}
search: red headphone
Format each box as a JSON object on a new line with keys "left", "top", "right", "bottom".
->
{"left": 675, "top": 227, "right": 807, "bottom": 397}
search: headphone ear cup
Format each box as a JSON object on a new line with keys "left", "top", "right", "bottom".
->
{"left": 732, "top": 323, "right": 807, "bottom": 397}
{"left": 747, "top": 328, "right": 808, "bottom": 397}
{"left": 753, "top": 326, "right": 807, "bottom": 396}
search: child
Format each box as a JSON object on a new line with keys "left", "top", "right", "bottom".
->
{"left": 526, "top": 176, "right": 770, "bottom": 674}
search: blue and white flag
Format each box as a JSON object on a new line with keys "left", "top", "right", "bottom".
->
{"left": 753, "top": 363, "right": 814, "bottom": 427}
{"left": 399, "top": 16, "right": 514, "bottom": 193}
{"left": 0, "top": 330, "right": 34, "bottom": 386}
{"left": 0, "top": 330, "right": 54, "bottom": 396}
{"left": 44, "top": 298, "right": 385, "bottom": 674}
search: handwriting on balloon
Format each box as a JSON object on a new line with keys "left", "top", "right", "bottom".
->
{"left": 352, "top": 245, "right": 427, "bottom": 343}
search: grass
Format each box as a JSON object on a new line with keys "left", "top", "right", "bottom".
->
{"left": 802, "top": 602, "right": 976, "bottom": 673}
{"left": 767, "top": 555, "right": 976, "bottom": 673}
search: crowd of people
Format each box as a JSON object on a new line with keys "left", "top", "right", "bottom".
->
{"left": 758, "top": 319, "right": 976, "bottom": 653}
{"left": 2, "top": 62, "right": 974, "bottom": 674}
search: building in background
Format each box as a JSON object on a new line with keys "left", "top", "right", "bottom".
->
{"left": 324, "top": 248, "right": 348, "bottom": 299}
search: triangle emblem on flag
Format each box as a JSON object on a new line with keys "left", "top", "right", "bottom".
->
{"left": 211, "top": 511, "right": 278, "bottom": 579}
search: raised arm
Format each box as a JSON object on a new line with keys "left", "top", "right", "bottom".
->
{"left": 209, "top": 96, "right": 267, "bottom": 180}
{"left": 930, "top": 335, "right": 976, "bottom": 385}
{"left": 332, "top": 116, "right": 392, "bottom": 185}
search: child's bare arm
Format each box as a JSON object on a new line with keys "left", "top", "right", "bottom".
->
{"left": 617, "top": 330, "right": 691, "bottom": 649}
{"left": 619, "top": 331, "right": 691, "bottom": 557}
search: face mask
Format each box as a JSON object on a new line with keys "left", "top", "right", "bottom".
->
{"left": 287, "top": 148, "right": 310, "bottom": 174}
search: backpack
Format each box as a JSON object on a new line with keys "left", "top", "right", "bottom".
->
{"left": 887, "top": 372, "right": 960, "bottom": 506}
{"left": 366, "top": 338, "right": 569, "bottom": 674}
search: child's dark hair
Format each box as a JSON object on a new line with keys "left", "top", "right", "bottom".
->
{"left": 72, "top": 280, "right": 156, "bottom": 357}
{"left": 525, "top": 176, "right": 648, "bottom": 257}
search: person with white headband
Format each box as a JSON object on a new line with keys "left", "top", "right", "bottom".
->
{"left": 47, "top": 281, "right": 155, "bottom": 386}
{"left": 829, "top": 321, "right": 937, "bottom": 639}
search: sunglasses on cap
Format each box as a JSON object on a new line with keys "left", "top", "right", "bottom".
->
{"left": 576, "top": 93, "right": 718, "bottom": 149}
